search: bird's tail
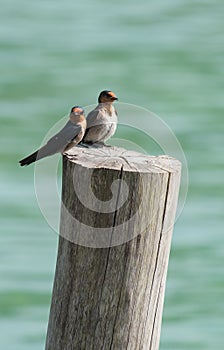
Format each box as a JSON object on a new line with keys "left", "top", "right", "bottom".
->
{"left": 19, "top": 150, "right": 38, "bottom": 166}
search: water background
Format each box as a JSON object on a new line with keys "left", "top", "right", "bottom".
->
{"left": 0, "top": 0, "right": 223, "bottom": 349}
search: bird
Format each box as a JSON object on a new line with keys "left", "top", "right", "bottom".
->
{"left": 83, "top": 90, "right": 118, "bottom": 146}
{"left": 19, "top": 106, "right": 86, "bottom": 166}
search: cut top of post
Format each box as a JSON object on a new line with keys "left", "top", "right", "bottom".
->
{"left": 64, "top": 145, "right": 181, "bottom": 174}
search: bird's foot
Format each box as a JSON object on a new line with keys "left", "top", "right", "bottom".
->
{"left": 92, "top": 142, "right": 112, "bottom": 148}
{"left": 81, "top": 141, "right": 112, "bottom": 148}
{"left": 79, "top": 142, "right": 92, "bottom": 148}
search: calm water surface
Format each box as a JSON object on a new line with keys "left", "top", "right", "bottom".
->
{"left": 0, "top": 0, "right": 223, "bottom": 349}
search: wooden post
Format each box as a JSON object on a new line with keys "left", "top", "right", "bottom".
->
{"left": 45, "top": 146, "right": 181, "bottom": 350}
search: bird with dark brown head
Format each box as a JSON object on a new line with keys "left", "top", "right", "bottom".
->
{"left": 98, "top": 90, "right": 118, "bottom": 104}
{"left": 83, "top": 90, "right": 118, "bottom": 146}
{"left": 19, "top": 106, "right": 86, "bottom": 166}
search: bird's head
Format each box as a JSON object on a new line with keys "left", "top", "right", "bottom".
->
{"left": 71, "top": 106, "right": 85, "bottom": 116}
{"left": 98, "top": 90, "right": 118, "bottom": 104}
{"left": 70, "top": 106, "right": 85, "bottom": 123}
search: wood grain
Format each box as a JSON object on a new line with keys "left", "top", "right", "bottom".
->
{"left": 45, "top": 146, "right": 181, "bottom": 350}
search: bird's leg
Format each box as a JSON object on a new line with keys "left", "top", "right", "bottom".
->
{"left": 92, "top": 142, "right": 112, "bottom": 148}
{"left": 78, "top": 142, "right": 91, "bottom": 148}
{"left": 80, "top": 141, "right": 112, "bottom": 148}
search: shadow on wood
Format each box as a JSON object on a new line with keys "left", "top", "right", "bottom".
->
{"left": 45, "top": 146, "right": 181, "bottom": 350}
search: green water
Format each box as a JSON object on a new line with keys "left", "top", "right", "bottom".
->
{"left": 1, "top": 0, "right": 223, "bottom": 349}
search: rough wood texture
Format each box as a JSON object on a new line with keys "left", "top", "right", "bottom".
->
{"left": 45, "top": 146, "right": 181, "bottom": 350}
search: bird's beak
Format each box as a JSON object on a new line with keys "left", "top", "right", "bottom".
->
{"left": 112, "top": 97, "right": 118, "bottom": 101}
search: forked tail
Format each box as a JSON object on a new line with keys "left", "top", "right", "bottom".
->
{"left": 19, "top": 151, "right": 38, "bottom": 166}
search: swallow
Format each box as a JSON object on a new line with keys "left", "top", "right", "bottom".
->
{"left": 83, "top": 90, "right": 118, "bottom": 145}
{"left": 19, "top": 106, "right": 86, "bottom": 166}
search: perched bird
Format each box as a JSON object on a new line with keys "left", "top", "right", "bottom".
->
{"left": 19, "top": 106, "right": 86, "bottom": 166}
{"left": 83, "top": 90, "right": 118, "bottom": 145}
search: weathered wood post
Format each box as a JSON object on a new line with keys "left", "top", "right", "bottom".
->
{"left": 45, "top": 146, "right": 181, "bottom": 350}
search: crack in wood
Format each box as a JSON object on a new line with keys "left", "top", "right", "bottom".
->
{"left": 139, "top": 171, "right": 171, "bottom": 348}
{"left": 149, "top": 280, "right": 163, "bottom": 350}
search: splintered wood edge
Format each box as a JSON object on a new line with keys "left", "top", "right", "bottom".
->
{"left": 64, "top": 145, "right": 181, "bottom": 174}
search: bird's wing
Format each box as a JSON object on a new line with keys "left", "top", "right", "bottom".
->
{"left": 37, "top": 121, "right": 81, "bottom": 159}
{"left": 86, "top": 108, "right": 106, "bottom": 128}
{"left": 83, "top": 109, "right": 106, "bottom": 141}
